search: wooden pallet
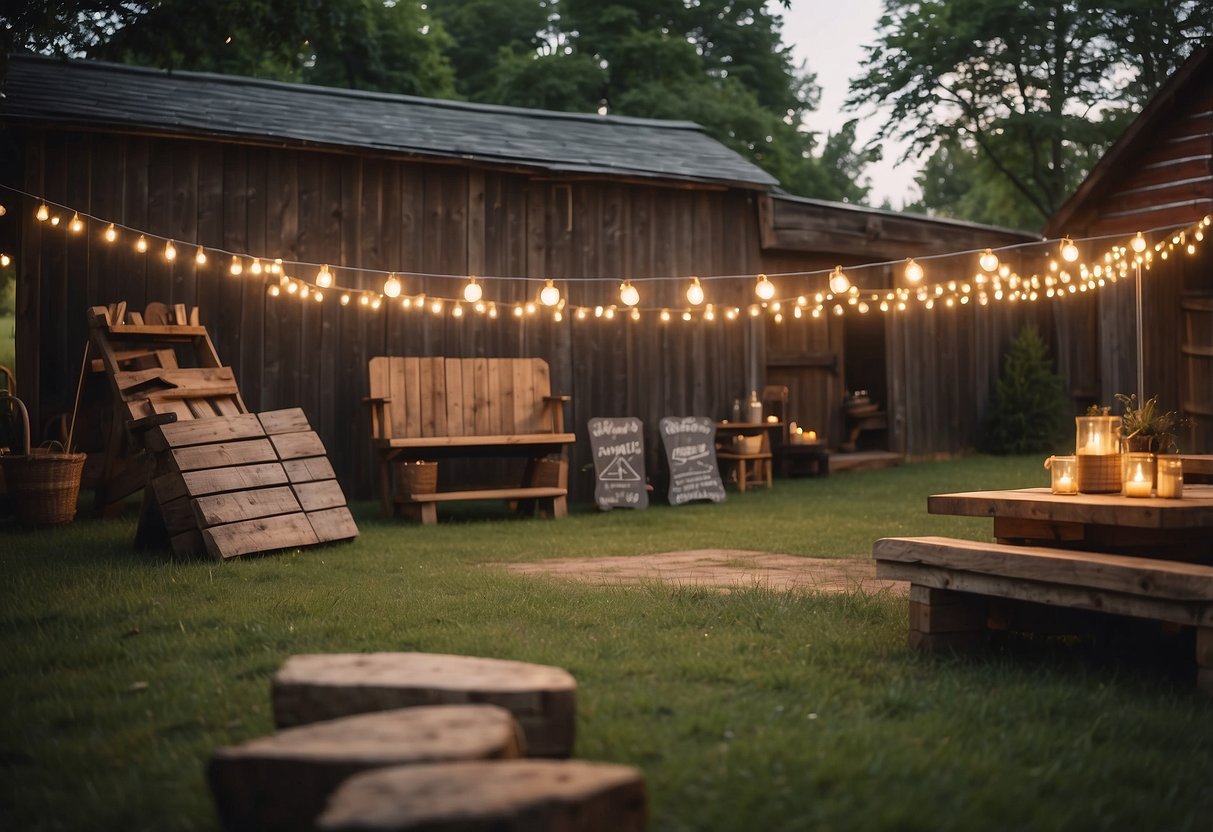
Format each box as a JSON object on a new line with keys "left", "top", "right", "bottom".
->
{"left": 88, "top": 303, "right": 357, "bottom": 559}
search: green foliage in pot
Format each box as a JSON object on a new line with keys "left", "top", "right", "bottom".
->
{"left": 1115, "top": 392, "right": 1181, "bottom": 453}
{"left": 983, "top": 325, "right": 1068, "bottom": 454}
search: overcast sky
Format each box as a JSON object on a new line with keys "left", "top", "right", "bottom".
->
{"left": 772, "top": 0, "right": 921, "bottom": 207}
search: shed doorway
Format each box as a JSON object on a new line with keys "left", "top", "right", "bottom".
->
{"left": 840, "top": 311, "right": 890, "bottom": 452}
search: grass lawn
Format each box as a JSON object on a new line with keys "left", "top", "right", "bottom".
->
{"left": 1, "top": 454, "right": 1210, "bottom": 830}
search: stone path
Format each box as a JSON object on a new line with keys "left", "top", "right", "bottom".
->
{"left": 502, "top": 549, "right": 908, "bottom": 596}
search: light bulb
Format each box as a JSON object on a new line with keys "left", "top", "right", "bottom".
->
{"left": 287, "top": 281, "right": 298, "bottom": 294}
{"left": 660, "top": 309, "right": 671, "bottom": 322}
{"left": 1060, "top": 236, "right": 1079, "bottom": 262}
{"left": 340, "top": 293, "right": 350, "bottom": 306}
{"left": 104, "top": 223, "right": 117, "bottom": 242}
{"left": 50, "top": 215, "right": 60, "bottom": 226}
{"left": 383, "top": 273, "right": 402, "bottom": 298}
{"left": 904, "top": 258, "right": 923, "bottom": 283}
{"left": 230, "top": 256, "right": 243, "bottom": 276}
{"left": 452, "top": 303, "right": 464, "bottom": 318}
{"left": 619, "top": 281, "right": 639, "bottom": 307}
{"left": 828, "top": 266, "right": 850, "bottom": 295}
{"left": 250, "top": 258, "right": 262, "bottom": 275}
{"left": 1130, "top": 232, "right": 1147, "bottom": 253}
{"left": 463, "top": 277, "right": 482, "bottom": 303}
{"left": 754, "top": 274, "right": 776, "bottom": 300}
{"left": 316, "top": 265, "right": 333, "bottom": 288}
{"left": 135, "top": 235, "right": 148, "bottom": 253}
{"left": 268, "top": 284, "right": 280, "bottom": 297}
{"left": 69, "top": 213, "right": 84, "bottom": 233}
{"left": 164, "top": 240, "right": 176, "bottom": 261}
{"left": 0, "top": 254, "right": 10, "bottom": 267}
{"left": 540, "top": 280, "right": 560, "bottom": 307}
{"left": 195, "top": 247, "right": 207, "bottom": 265}
{"left": 979, "top": 248, "right": 999, "bottom": 272}
{"left": 686, "top": 277, "right": 705, "bottom": 306}
{"left": 36, "top": 204, "right": 49, "bottom": 221}
{"left": 0, "top": 204, "right": 6, "bottom": 216}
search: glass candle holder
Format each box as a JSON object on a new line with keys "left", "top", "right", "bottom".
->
{"left": 1075, "top": 415, "right": 1120, "bottom": 456}
{"left": 1122, "top": 452, "right": 1155, "bottom": 498}
{"left": 1045, "top": 455, "right": 1078, "bottom": 495}
{"left": 1156, "top": 457, "right": 1183, "bottom": 499}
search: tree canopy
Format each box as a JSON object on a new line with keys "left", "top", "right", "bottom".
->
{"left": 3, "top": 0, "right": 874, "bottom": 204}
{"left": 850, "top": 0, "right": 1211, "bottom": 229}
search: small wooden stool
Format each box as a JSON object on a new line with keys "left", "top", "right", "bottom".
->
{"left": 208, "top": 705, "right": 523, "bottom": 832}
{"left": 316, "top": 759, "right": 647, "bottom": 831}
{"left": 272, "top": 652, "right": 578, "bottom": 757}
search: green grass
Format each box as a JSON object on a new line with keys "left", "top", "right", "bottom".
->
{"left": 2, "top": 455, "right": 1210, "bottom": 831}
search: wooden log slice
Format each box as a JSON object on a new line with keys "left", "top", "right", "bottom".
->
{"left": 208, "top": 704, "right": 523, "bottom": 832}
{"left": 316, "top": 759, "right": 646, "bottom": 832}
{"left": 273, "top": 652, "right": 577, "bottom": 757}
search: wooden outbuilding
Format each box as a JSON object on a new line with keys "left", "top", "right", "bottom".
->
{"left": 0, "top": 54, "right": 1050, "bottom": 503}
{"left": 1045, "top": 43, "right": 1213, "bottom": 452}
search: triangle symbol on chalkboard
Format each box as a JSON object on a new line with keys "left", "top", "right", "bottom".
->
{"left": 601, "top": 456, "right": 642, "bottom": 482}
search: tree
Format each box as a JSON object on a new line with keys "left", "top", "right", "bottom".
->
{"left": 983, "top": 324, "right": 1069, "bottom": 454}
{"left": 848, "top": 0, "right": 1211, "bottom": 226}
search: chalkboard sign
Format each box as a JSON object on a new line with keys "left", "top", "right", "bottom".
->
{"left": 659, "top": 416, "right": 726, "bottom": 505}
{"left": 588, "top": 417, "right": 648, "bottom": 511}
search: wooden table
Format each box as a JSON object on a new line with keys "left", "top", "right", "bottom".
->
{"left": 928, "top": 485, "right": 1213, "bottom": 562}
{"left": 1180, "top": 454, "right": 1213, "bottom": 483}
{"left": 714, "top": 421, "right": 780, "bottom": 492}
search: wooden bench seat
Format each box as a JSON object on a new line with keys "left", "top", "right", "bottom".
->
{"left": 873, "top": 535, "right": 1213, "bottom": 693}
{"left": 366, "top": 357, "right": 573, "bottom": 524}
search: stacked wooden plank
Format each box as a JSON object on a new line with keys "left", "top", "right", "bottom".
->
{"left": 89, "top": 303, "right": 357, "bottom": 559}
{"left": 147, "top": 407, "right": 357, "bottom": 559}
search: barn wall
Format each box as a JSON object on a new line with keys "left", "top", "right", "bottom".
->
{"left": 14, "top": 129, "right": 763, "bottom": 499}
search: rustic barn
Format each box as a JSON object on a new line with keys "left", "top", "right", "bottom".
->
{"left": 0, "top": 54, "right": 1053, "bottom": 505}
{"left": 1045, "top": 43, "right": 1213, "bottom": 452}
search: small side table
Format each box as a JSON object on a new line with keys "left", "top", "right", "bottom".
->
{"left": 778, "top": 442, "right": 829, "bottom": 477}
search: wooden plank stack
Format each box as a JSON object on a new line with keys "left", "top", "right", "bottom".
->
{"left": 147, "top": 408, "right": 357, "bottom": 559}
{"left": 89, "top": 302, "right": 357, "bottom": 559}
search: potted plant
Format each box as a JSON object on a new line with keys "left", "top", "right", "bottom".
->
{"left": 1115, "top": 393, "right": 1182, "bottom": 453}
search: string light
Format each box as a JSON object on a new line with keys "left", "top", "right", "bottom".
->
{"left": 755, "top": 273, "right": 776, "bottom": 300}
{"left": 383, "top": 273, "right": 402, "bottom": 298}
{"left": 1060, "top": 236, "right": 1079, "bottom": 262}
{"left": 195, "top": 246, "right": 207, "bottom": 265}
{"left": 135, "top": 235, "right": 148, "bottom": 253}
{"left": 686, "top": 277, "right": 705, "bottom": 306}
{"left": 978, "top": 249, "right": 999, "bottom": 272}
{"left": 230, "top": 256, "right": 243, "bottom": 276}
{"left": 540, "top": 280, "right": 561, "bottom": 307}
{"left": 104, "top": 223, "right": 117, "bottom": 242}
{"left": 828, "top": 266, "right": 850, "bottom": 295}
{"left": 1131, "top": 233, "right": 1147, "bottom": 253}
{"left": 164, "top": 240, "right": 176, "bottom": 261}
{"left": 904, "top": 258, "right": 923, "bottom": 283}
{"left": 69, "top": 212, "right": 84, "bottom": 233}
{"left": 315, "top": 264, "right": 332, "bottom": 288}
{"left": 463, "top": 276, "right": 482, "bottom": 303}
{"left": 0, "top": 254, "right": 10, "bottom": 268}
{"left": 36, "top": 204, "right": 49, "bottom": 221}
{"left": 619, "top": 281, "right": 639, "bottom": 307}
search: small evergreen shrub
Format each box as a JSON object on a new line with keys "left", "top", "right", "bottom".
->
{"left": 982, "top": 324, "right": 1068, "bottom": 454}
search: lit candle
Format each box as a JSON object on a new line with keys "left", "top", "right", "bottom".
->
{"left": 1123, "top": 465, "right": 1152, "bottom": 498}
{"left": 807, "top": 430, "right": 817, "bottom": 441}
{"left": 767, "top": 415, "right": 778, "bottom": 424}
{"left": 1156, "top": 458, "right": 1183, "bottom": 499}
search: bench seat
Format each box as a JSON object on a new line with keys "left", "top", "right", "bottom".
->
{"left": 367, "top": 356, "right": 573, "bottom": 524}
{"left": 873, "top": 535, "right": 1213, "bottom": 693}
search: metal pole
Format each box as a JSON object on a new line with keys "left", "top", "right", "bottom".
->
{"left": 1135, "top": 261, "right": 1144, "bottom": 404}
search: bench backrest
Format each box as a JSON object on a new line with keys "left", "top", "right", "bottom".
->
{"left": 368, "top": 357, "right": 558, "bottom": 439}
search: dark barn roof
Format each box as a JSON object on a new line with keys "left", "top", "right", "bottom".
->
{"left": 1, "top": 53, "right": 778, "bottom": 189}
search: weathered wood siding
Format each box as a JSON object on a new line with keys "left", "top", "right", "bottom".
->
{"left": 15, "top": 129, "right": 762, "bottom": 498}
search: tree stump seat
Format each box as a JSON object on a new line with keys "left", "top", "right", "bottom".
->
{"left": 316, "top": 759, "right": 647, "bottom": 831}
{"left": 272, "top": 652, "right": 578, "bottom": 757}
{"left": 208, "top": 705, "right": 523, "bottom": 831}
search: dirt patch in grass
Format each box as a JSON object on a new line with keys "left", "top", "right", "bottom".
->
{"left": 502, "top": 549, "right": 908, "bottom": 595}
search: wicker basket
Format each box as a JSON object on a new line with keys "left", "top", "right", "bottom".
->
{"left": 396, "top": 461, "right": 438, "bottom": 498}
{"left": 1077, "top": 453, "right": 1122, "bottom": 494}
{"left": 0, "top": 392, "right": 85, "bottom": 525}
{"left": 733, "top": 435, "right": 763, "bottom": 455}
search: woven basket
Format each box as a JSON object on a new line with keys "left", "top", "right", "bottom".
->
{"left": 396, "top": 461, "right": 438, "bottom": 498}
{"left": 1077, "top": 453, "right": 1121, "bottom": 494}
{"left": 734, "top": 435, "right": 763, "bottom": 455}
{"left": 1, "top": 449, "right": 86, "bottom": 525}
{"left": 2, "top": 388, "right": 85, "bottom": 525}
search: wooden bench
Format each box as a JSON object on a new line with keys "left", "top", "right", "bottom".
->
{"left": 873, "top": 536, "right": 1213, "bottom": 693}
{"left": 366, "top": 357, "right": 574, "bottom": 523}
